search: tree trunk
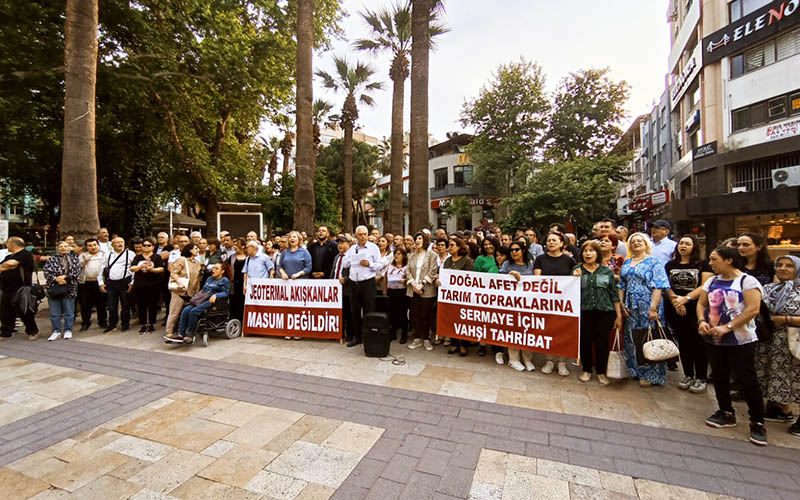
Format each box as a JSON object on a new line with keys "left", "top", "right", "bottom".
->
{"left": 293, "top": 0, "right": 315, "bottom": 234}
{"left": 389, "top": 56, "right": 407, "bottom": 235}
{"left": 410, "top": 0, "right": 431, "bottom": 233}
{"left": 282, "top": 145, "right": 290, "bottom": 180}
{"left": 205, "top": 196, "right": 219, "bottom": 238}
{"left": 60, "top": 0, "right": 100, "bottom": 241}
{"left": 342, "top": 124, "right": 354, "bottom": 233}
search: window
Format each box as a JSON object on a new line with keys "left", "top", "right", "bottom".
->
{"left": 791, "top": 92, "right": 800, "bottom": 116}
{"left": 434, "top": 168, "right": 447, "bottom": 189}
{"left": 751, "top": 102, "right": 768, "bottom": 126}
{"left": 731, "top": 29, "right": 800, "bottom": 78}
{"left": 690, "top": 131, "right": 700, "bottom": 151}
{"left": 453, "top": 165, "right": 472, "bottom": 186}
{"left": 691, "top": 87, "right": 701, "bottom": 107}
{"left": 769, "top": 97, "right": 786, "bottom": 121}
{"left": 733, "top": 108, "right": 749, "bottom": 132}
{"left": 777, "top": 28, "right": 800, "bottom": 61}
{"left": 730, "top": 0, "right": 771, "bottom": 22}
{"left": 731, "top": 54, "right": 745, "bottom": 77}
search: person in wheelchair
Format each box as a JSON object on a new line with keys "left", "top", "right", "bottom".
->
{"left": 165, "top": 263, "right": 229, "bottom": 344}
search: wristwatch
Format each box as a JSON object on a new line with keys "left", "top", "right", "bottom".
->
{"left": 726, "top": 323, "right": 733, "bottom": 330}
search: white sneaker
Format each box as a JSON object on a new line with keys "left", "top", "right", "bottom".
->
{"left": 495, "top": 352, "right": 505, "bottom": 365}
{"left": 443, "top": 338, "right": 451, "bottom": 346}
{"left": 524, "top": 361, "right": 536, "bottom": 371}
{"left": 423, "top": 340, "right": 434, "bottom": 351}
{"left": 408, "top": 338, "right": 423, "bottom": 350}
{"left": 678, "top": 376, "right": 693, "bottom": 390}
{"left": 689, "top": 379, "right": 707, "bottom": 393}
{"left": 541, "top": 360, "right": 554, "bottom": 374}
{"left": 284, "top": 336, "right": 292, "bottom": 340}
{"left": 48, "top": 331, "right": 61, "bottom": 341}
{"left": 63, "top": 331, "right": 72, "bottom": 340}
{"left": 558, "top": 362, "right": 570, "bottom": 377}
{"left": 509, "top": 360, "right": 525, "bottom": 371}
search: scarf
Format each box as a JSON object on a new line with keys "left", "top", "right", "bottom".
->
{"left": 765, "top": 255, "right": 800, "bottom": 314}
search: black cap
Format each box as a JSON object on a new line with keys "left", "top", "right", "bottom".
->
{"left": 651, "top": 219, "right": 671, "bottom": 230}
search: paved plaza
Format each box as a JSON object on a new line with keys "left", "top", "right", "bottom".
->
{"left": 0, "top": 313, "right": 798, "bottom": 500}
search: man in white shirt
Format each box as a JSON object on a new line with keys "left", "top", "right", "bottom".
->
{"left": 219, "top": 231, "right": 236, "bottom": 260}
{"left": 650, "top": 219, "right": 677, "bottom": 266}
{"left": 167, "top": 235, "right": 189, "bottom": 271}
{"left": 97, "top": 227, "right": 112, "bottom": 254}
{"left": 342, "top": 225, "right": 384, "bottom": 347}
{"left": 98, "top": 237, "right": 135, "bottom": 333}
{"left": 77, "top": 238, "right": 107, "bottom": 331}
{"left": 246, "top": 231, "right": 264, "bottom": 255}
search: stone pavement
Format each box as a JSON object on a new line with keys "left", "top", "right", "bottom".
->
{"left": 1, "top": 328, "right": 799, "bottom": 500}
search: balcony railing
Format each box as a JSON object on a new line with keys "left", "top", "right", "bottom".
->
{"left": 429, "top": 183, "right": 497, "bottom": 199}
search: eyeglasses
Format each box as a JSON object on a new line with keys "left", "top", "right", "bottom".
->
{"left": 510, "top": 248, "right": 522, "bottom": 253}
{"left": 142, "top": 243, "right": 153, "bottom": 247}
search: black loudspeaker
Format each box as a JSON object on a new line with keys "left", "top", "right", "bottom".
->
{"left": 363, "top": 312, "right": 392, "bottom": 357}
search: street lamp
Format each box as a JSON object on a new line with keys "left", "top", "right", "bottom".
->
{"left": 166, "top": 202, "right": 175, "bottom": 240}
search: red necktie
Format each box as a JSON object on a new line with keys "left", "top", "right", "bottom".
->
{"left": 335, "top": 256, "right": 343, "bottom": 279}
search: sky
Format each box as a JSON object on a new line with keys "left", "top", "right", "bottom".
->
{"left": 309, "top": 0, "right": 672, "bottom": 144}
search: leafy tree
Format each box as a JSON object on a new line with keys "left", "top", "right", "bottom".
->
{"left": 316, "top": 137, "right": 380, "bottom": 229}
{"left": 460, "top": 58, "right": 550, "bottom": 201}
{"left": 545, "top": 68, "right": 630, "bottom": 161}
{"left": 316, "top": 56, "right": 383, "bottom": 233}
{"left": 442, "top": 197, "right": 473, "bottom": 230}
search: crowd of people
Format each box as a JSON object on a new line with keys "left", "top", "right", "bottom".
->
{"left": 0, "top": 216, "right": 798, "bottom": 447}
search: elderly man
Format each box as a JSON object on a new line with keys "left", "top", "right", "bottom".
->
{"left": 246, "top": 231, "right": 264, "bottom": 255}
{"left": 342, "top": 225, "right": 384, "bottom": 347}
{"left": 77, "top": 238, "right": 107, "bottom": 331}
{"left": 219, "top": 231, "right": 236, "bottom": 260}
{"left": 0, "top": 237, "right": 39, "bottom": 340}
{"left": 650, "top": 219, "right": 677, "bottom": 266}
{"left": 97, "top": 227, "right": 112, "bottom": 254}
{"left": 98, "top": 237, "right": 136, "bottom": 333}
{"left": 242, "top": 240, "right": 274, "bottom": 294}
{"left": 167, "top": 234, "right": 189, "bottom": 272}
{"left": 190, "top": 231, "right": 202, "bottom": 246}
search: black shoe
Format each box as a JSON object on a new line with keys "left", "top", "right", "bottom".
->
{"left": 138, "top": 325, "right": 148, "bottom": 335}
{"left": 730, "top": 390, "right": 745, "bottom": 402}
{"left": 476, "top": 345, "right": 487, "bottom": 357}
{"left": 121, "top": 326, "right": 129, "bottom": 333}
{"left": 750, "top": 422, "right": 768, "bottom": 446}
{"left": 147, "top": 324, "right": 156, "bottom": 333}
{"left": 706, "top": 410, "right": 737, "bottom": 428}
{"left": 98, "top": 322, "right": 108, "bottom": 329}
{"left": 399, "top": 334, "right": 407, "bottom": 345}
{"left": 80, "top": 324, "right": 91, "bottom": 332}
{"left": 789, "top": 418, "right": 800, "bottom": 436}
{"left": 103, "top": 325, "right": 117, "bottom": 333}
{"left": 346, "top": 339, "right": 362, "bottom": 348}
{"left": 667, "top": 361, "right": 678, "bottom": 371}
{"left": 447, "top": 345, "right": 459, "bottom": 355}
{"left": 764, "top": 402, "right": 794, "bottom": 423}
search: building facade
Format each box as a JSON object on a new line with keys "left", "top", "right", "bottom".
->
{"left": 669, "top": 0, "right": 800, "bottom": 255}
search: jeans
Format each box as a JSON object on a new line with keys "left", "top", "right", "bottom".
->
{"left": 706, "top": 341, "right": 764, "bottom": 423}
{"left": 49, "top": 296, "right": 76, "bottom": 333}
{"left": 178, "top": 301, "right": 213, "bottom": 336}
{"left": 106, "top": 279, "right": 131, "bottom": 329}
{"left": 580, "top": 310, "right": 616, "bottom": 374}
{"left": 78, "top": 281, "right": 107, "bottom": 327}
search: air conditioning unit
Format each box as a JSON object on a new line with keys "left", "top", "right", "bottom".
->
{"left": 772, "top": 166, "right": 800, "bottom": 188}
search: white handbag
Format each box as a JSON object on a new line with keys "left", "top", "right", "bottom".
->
{"left": 606, "top": 328, "right": 628, "bottom": 380}
{"left": 643, "top": 321, "right": 680, "bottom": 362}
{"left": 788, "top": 326, "right": 800, "bottom": 361}
{"left": 168, "top": 257, "right": 190, "bottom": 291}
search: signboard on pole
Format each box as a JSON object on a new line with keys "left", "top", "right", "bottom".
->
{"left": 243, "top": 278, "right": 342, "bottom": 339}
{"left": 436, "top": 269, "right": 581, "bottom": 358}
{"left": 0, "top": 220, "right": 8, "bottom": 243}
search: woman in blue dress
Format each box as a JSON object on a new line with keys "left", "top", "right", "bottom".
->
{"left": 618, "top": 232, "right": 671, "bottom": 386}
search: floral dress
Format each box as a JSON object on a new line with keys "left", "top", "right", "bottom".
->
{"left": 758, "top": 283, "right": 800, "bottom": 404}
{"left": 618, "top": 256, "right": 670, "bottom": 384}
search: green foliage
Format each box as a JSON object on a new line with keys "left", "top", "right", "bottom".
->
{"left": 316, "top": 138, "right": 380, "bottom": 201}
{"left": 546, "top": 68, "right": 630, "bottom": 161}
{"left": 460, "top": 58, "right": 550, "bottom": 198}
{"left": 442, "top": 197, "right": 472, "bottom": 220}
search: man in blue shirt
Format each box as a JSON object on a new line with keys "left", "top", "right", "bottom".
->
{"left": 650, "top": 219, "right": 677, "bottom": 266}
{"left": 242, "top": 241, "right": 274, "bottom": 294}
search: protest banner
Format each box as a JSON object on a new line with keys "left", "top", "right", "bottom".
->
{"left": 436, "top": 269, "right": 581, "bottom": 358}
{"left": 244, "top": 278, "right": 342, "bottom": 339}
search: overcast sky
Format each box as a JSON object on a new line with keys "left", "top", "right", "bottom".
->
{"left": 310, "top": 0, "right": 671, "bottom": 143}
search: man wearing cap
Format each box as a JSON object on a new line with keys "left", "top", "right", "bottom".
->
{"left": 650, "top": 219, "right": 677, "bottom": 266}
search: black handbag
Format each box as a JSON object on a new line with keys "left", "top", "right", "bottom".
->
{"left": 46, "top": 256, "right": 70, "bottom": 299}
{"left": 755, "top": 301, "right": 774, "bottom": 343}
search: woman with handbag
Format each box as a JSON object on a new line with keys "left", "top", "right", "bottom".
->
{"left": 618, "top": 232, "right": 670, "bottom": 387}
{"left": 169, "top": 263, "right": 230, "bottom": 344}
{"left": 698, "top": 246, "right": 767, "bottom": 445}
{"left": 130, "top": 236, "right": 164, "bottom": 335}
{"left": 164, "top": 243, "right": 202, "bottom": 341}
{"left": 44, "top": 241, "right": 81, "bottom": 341}
{"left": 440, "top": 237, "right": 474, "bottom": 357}
{"left": 573, "top": 240, "right": 622, "bottom": 384}
{"left": 667, "top": 235, "right": 714, "bottom": 393}
{"left": 758, "top": 255, "right": 800, "bottom": 436}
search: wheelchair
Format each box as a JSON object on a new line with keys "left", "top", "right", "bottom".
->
{"left": 190, "top": 296, "right": 242, "bottom": 347}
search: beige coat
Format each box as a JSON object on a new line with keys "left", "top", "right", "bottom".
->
{"left": 169, "top": 257, "right": 202, "bottom": 296}
{"left": 405, "top": 250, "right": 439, "bottom": 298}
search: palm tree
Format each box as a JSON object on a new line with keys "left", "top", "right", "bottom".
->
{"left": 376, "top": 137, "right": 394, "bottom": 177}
{"left": 60, "top": 0, "right": 101, "bottom": 240}
{"left": 316, "top": 56, "right": 383, "bottom": 233}
{"left": 275, "top": 113, "right": 295, "bottom": 180}
{"left": 355, "top": 1, "right": 446, "bottom": 235}
{"left": 409, "top": 0, "right": 446, "bottom": 233}
{"left": 311, "top": 99, "right": 334, "bottom": 174}
{"left": 293, "top": 0, "right": 315, "bottom": 234}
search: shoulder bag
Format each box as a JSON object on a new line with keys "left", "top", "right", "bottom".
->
{"left": 47, "top": 256, "right": 70, "bottom": 299}
{"left": 606, "top": 328, "right": 628, "bottom": 379}
{"left": 643, "top": 320, "right": 680, "bottom": 362}
{"left": 168, "top": 257, "right": 190, "bottom": 292}
{"left": 787, "top": 326, "right": 800, "bottom": 361}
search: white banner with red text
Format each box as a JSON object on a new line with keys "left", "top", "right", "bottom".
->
{"left": 244, "top": 278, "right": 342, "bottom": 339}
{"left": 436, "top": 269, "right": 581, "bottom": 358}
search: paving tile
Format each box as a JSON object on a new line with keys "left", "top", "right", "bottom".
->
{"left": 170, "top": 476, "right": 262, "bottom": 500}
{"left": 504, "top": 469, "right": 570, "bottom": 500}
{"left": 416, "top": 447, "right": 451, "bottom": 477}
{"left": 244, "top": 470, "right": 308, "bottom": 499}
{"left": 266, "top": 440, "right": 363, "bottom": 489}
{"left": 380, "top": 452, "right": 419, "bottom": 483}
{"left": 197, "top": 444, "right": 276, "bottom": 488}
{"left": 536, "top": 458, "right": 602, "bottom": 488}
{"left": 102, "top": 435, "right": 174, "bottom": 462}
{"left": 0, "top": 467, "right": 50, "bottom": 499}
{"left": 436, "top": 465, "right": 473, "bottom": 498}
{"left": 295, "top": 482, "right": 335, "bottom": 500}
{"left": 344, "top": 457, "right": 386, "bottom": 489}
{"left": 321, "top": 421, "right": 384, "bottom": 455}
{"left": 364, "top": 477, "right": 404, "bottom": 500}
{"left": 613, "top": 458, "right": 667, "bottom": 483}
{"left": 65, "top": 474, "right": 141, "bottom": 500}
{"left": 401, "top": 471, "right": 441, "bottom": 500}
{"left": 396, "top": 434, "right": 431, "bottom": 458}
{"left": 467, "top": 480, "right": 502, "bottom": 500}
{"left": 39, "top": 449, "right": 130, "bottom": 492}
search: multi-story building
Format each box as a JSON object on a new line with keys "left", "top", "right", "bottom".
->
{"left": 670, "top": 0, "right": 800, "bottom": 255}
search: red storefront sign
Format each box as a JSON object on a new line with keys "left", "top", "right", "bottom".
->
{"left": 629, "top": 190, "right": 670, "bottom": 212}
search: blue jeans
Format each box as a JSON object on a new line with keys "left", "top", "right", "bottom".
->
{"left": 178, "top": 301, "right": 213, "bottom": 336}
{"left": 49, "top": 296, "right": 75, "bottom": 333}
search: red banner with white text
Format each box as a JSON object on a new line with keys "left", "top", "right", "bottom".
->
{"left": 436, "top": 269, "right": 581, "bottom": 358}
{"left": 243, "top": 278, "right": 342, "bottom": 339}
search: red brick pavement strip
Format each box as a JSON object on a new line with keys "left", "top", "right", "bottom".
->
{"left": 1, "top": 336, "right": 799, "bottom": 499}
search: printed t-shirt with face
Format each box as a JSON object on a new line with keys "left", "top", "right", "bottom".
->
{"left": 665, "top": 260, "right": 712, "bottom": 296}
{"left": 701, "top": 274, "right": 764, "bottom": 346}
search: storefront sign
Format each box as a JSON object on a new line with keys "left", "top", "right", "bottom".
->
{"left": 436, "top": 269, "right": 580, "bottom": 358}
{"left": 703, "top": 0, "right": 800, "bottom": 65}
{"left": 685, "top": 109, "right": 701, "bottom": 132}
{"left": 244, "top": 279, "right": 342, "bottom": 338}
{"left": 693, "top": 141, "right": 718, "bottom": 159}
{"left": 629, "top": 189, "right": 670, "bottom": 212}
{"left": 766, "top": 117, "right": 800, "bottom": 140}
{"left": 431, "top": 197, "right": 500, "bottom": 209}
{"left": 670, "top": 44, "right": 701, "bottom": 110}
